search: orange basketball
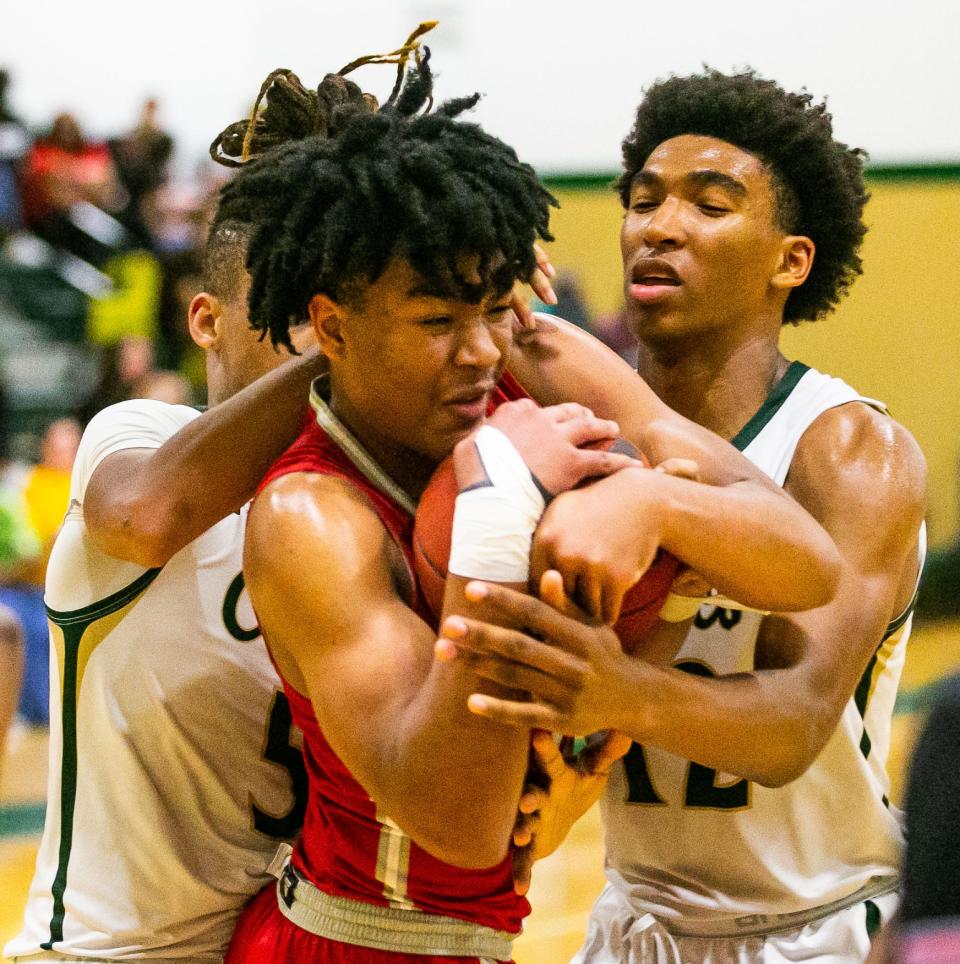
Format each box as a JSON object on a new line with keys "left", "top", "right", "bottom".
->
{"left": 412, "top": 439, "right": 679, "bottom": 654}
{"left": 412, "top": 454, "right": 461, "bottom": 618}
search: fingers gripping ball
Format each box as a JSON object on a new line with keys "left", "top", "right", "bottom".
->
{"left": 412, "top": 438, "right": 679, "bottom": 654}
{"left": 577, "top": 437, "right": 679, "bottom": 653}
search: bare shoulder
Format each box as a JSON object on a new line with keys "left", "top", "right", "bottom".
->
{"left": 787, "top": 401, "right": 926, "bottom": 541}
{"left": 245, "top": 471, "right": 395, "bottom": 592}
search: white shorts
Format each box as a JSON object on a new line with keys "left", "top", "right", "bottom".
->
{"left": 572, "top": 881, "right": 898, "bottom": 964}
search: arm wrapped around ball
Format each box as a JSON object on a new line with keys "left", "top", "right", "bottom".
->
{"left": 414, "top": 399, "right": 635, "bottom": 616}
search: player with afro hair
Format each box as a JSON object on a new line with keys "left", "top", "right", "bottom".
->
{"left": 619, "top": 68, "right": 868, "bottom": 323}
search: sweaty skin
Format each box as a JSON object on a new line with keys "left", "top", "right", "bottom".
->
{"left": 508, "top": 315, "right": 840, "bottom": 620}
{"left": 446, "top": 135, "right": 924, "bottom": 802}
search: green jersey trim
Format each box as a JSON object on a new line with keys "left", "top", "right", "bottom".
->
{"left": 45, "top": 565, "right": 162, "bottom": 626}
{"left": 854, "top": 605, "right": 915, "bottom": 762}
{"left": 854, "top": 645, "right": 881, "bottom": 759}
{"left": 730, "top": 361, "right": 810, "bottom": 452}
{"left": 41, "top": 565, "right": 162, "bottom": 950}
{"left": 883, "top": 585, "right": 918, "bottom": 642}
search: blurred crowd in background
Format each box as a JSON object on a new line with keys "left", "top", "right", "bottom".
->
{"left": 0, "top": 68, "right": 227, "bottom": 747}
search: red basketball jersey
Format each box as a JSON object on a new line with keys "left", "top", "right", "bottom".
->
{"left": 254, "top": 373, "right": 530, "bottom": 938}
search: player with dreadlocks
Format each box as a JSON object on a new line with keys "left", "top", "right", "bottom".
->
{"left": 219, "top": 40, "right": 843, "bottom": 963}
{"left": 218, "top": 46, "right": 636, "bottom": 964}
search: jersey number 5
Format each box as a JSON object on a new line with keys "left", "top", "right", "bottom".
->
{"left": 251, "top": 691, "right": 308, "bottom": 838}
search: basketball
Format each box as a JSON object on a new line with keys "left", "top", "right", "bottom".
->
{"left": 412, "top": 439, "right": 679, "bottom": 654}
{"left": 412, "top": 453, "right": 461, "bottom": 618}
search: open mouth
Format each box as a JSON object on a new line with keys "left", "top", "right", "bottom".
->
{"left": 634, "top": 275, "right": 680, "bottom": 287}
{"left": 631, "top": 259, "right": 681, "bottom": 286}
{"left": 628, "top": 260, "right": 682, "bottom": 303}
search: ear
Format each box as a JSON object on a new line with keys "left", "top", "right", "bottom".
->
{"left": 308, "top": 293, "right": 347, "bottom": 360}
{"left": 187, "top": 292, "right": 222, "bottom": 349}
{"left": 771, "top": 236, "right": 815, "bottom": 292}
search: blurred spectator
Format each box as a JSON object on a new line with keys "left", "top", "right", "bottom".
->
{"left": 20, "top": 112, "right": 125, "bottom": 264}
{"left": 594, "top": 304, "right": 639, "bottom": 367}
{"left": 131, "top": 369, "right": 192, "bottom": 406}
{"left": 0, "top": 68, "right": 29, "bottom": 236}
{"left": 0, "top": 379, "right": 40, "bottom": 581}
{"left": 550, "top": 270, "right": 594, "bottom": 333}
{"left": 866, "top": 676, "right": 960, "bottom": 963}
{"left": 0, "top": 416, "right": 80, "bottom": 727}
{"left": 901, "top": 676, "right": 960, "bottom": 924}
{"left": 78, "top": 334, "right": 156, "bottom": 423}
{"left": 21, "top": 417, "right": 81, "bottom": 585}
{"left": 109, "top": 98, "right": 174, "bottom": 249}
{"left": 78, "top": 335, "right": 194, "bottom": 419}
{"left": 0, "top": 382, "right": 42, "bottom": 731}
{"left": 0, "top": 601, "right": 23, "bottom": 785}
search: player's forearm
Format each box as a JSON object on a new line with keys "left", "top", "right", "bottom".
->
{"left": 382, "top": 660, "right": 531, "bottom": 869}
{"left": 619, "top": 659, "right": 832, "bottom": 786}
{"left": 646, "top": 470, "right": 840, "bottom": 611}
{"left": 372, "top": 576, "right": 532, "bottom": 869}
{"left": 112, "top": 351, "right": 324, "bottom": 564}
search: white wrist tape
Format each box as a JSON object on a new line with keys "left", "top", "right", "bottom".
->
{"left": 448, "top": 425, "right": 546, "bottom": 584}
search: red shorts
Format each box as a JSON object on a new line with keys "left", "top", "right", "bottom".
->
{"left": 225, "top": 884, "right": 513, "bottom": 964}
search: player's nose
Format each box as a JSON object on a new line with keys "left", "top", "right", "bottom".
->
{"left": 454, "top": 317, "right": 502, "bottom": 369}
{"left": 643, "top": 196, "right": 686, "bottom": 249}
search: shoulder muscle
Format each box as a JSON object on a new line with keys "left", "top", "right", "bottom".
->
{"left": 246, "top": 472, "right": 397, "bottom": 608}
{"left": 787, "top": 402, "right": 926, "bottom": 566}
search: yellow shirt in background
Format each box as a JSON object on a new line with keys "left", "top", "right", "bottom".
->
{"left": 22, "top": 465, "right": 71, "bottom": 586}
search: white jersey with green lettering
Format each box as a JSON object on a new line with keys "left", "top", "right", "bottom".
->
{"left": 600, "top": 362, "right": 923, "bottom": 925}
{"left": 6, "top": 400, "right": 305, "bottom": 962}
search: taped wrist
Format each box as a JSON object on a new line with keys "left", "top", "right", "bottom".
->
{"left": 448, "top": 425, "right": 546, "bottom": 584}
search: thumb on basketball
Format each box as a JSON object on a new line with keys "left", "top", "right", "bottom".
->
{"left": 538, "top": 569, "right": 589, "bottom": 621}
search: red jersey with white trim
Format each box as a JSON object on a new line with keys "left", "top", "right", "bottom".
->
{"left": 254, "top": 372, "right": 530, "bottom": 937}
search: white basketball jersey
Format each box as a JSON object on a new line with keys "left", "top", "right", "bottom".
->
{"left": 602, "top": 362, "right": 922, "bottom": 922}
{"left": 7, "top": 400, "right": 305, "bottom": 961}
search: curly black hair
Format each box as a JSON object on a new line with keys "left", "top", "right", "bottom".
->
{"left": 619, "top": 68, "right": 868, "bottom": 323}
{"left": 212, "top": 48, "right": 556, "bottom": 351}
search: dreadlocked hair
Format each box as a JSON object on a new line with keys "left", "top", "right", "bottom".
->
{"left": 213, "top": 66, "right": 556, "bottom": 352}
{"left": 209, "top": 20, "right": 440, "bottom": 167}
{"left": 619, "top": 68, "right": 868, "bottom": 323}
